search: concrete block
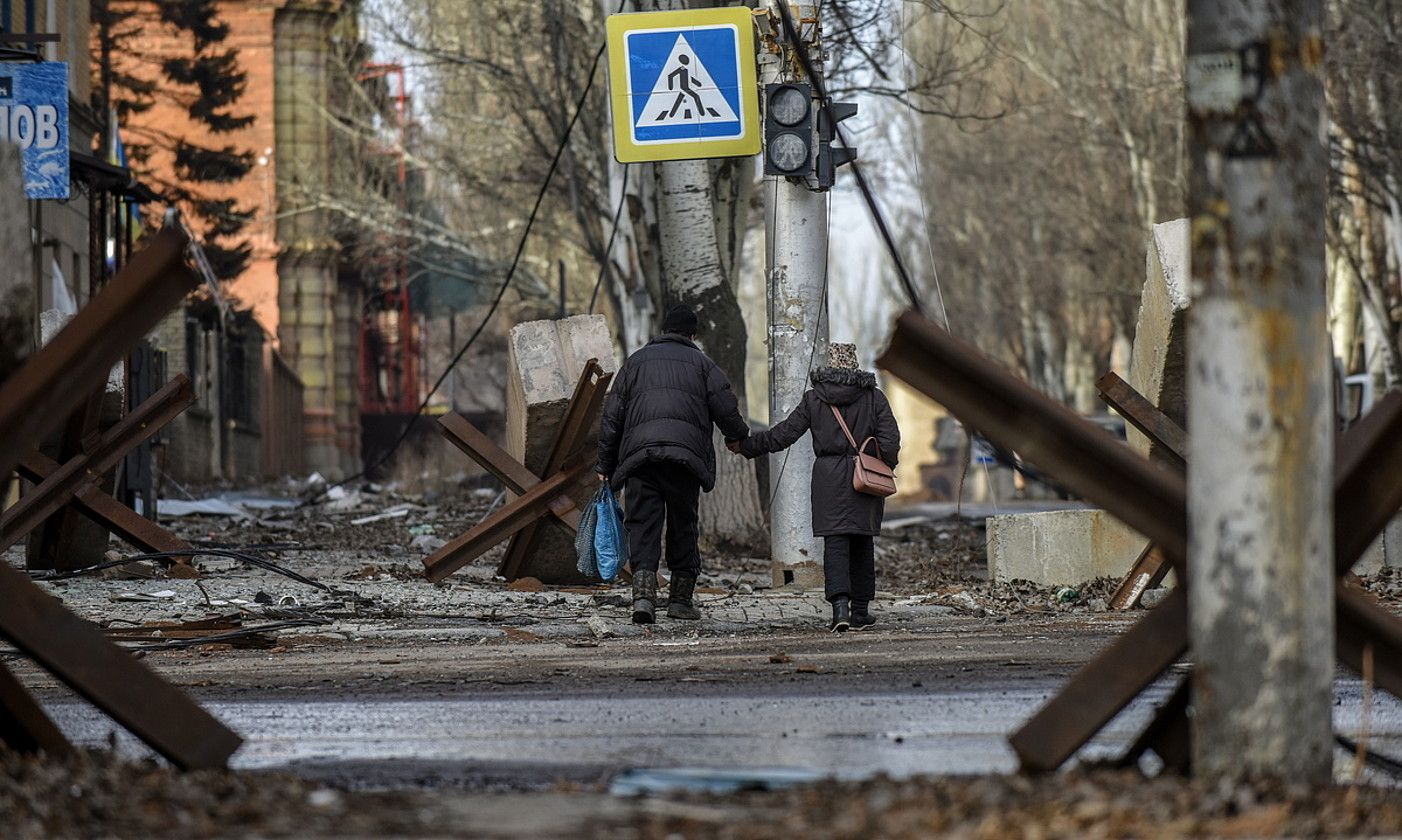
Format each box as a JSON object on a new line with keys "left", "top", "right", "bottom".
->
{"left": 1128, "top": 219, "right": 1191, "bottom": 463}
{"left": 1356, "top": 512, "right": 1402, "bottom": 575}
{"left": 506, "top": 315, "right": 617, "bottom": 583}
{"left": 986, "top": 509, "right": 1147, "bottom": 587}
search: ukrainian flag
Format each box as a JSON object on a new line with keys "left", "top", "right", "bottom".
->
{"left": 107, "top": 108, "right": 143, "bottom": 248}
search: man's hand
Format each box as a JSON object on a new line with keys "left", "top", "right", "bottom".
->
{"left": 726, "top": 440, "right": 742, "bottom": 454}
{"left": 597, "top": 473, "right": 609, "bottom": 483}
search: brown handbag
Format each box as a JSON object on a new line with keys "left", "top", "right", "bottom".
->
{"left": 829, "top": 402, "right": 897, "bottom": 498}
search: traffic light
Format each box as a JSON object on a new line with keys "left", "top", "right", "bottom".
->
{"left": 763, "top": 82, "right": 813, "bottom": 178}
{"left": 817, "top": 101, "right": 858, "bottom": 190}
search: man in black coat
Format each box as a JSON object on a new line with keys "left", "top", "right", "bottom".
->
{"left": 596, "top": 304, "right": 750, "bottom": 624}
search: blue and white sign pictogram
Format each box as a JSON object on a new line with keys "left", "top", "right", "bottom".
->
{"left": 0, "top": 62, "right": 69, "bottom": 199}
{"left": 607, "top": 8, "right": 759, "bottom": 163}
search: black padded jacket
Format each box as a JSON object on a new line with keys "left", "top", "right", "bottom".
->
{"left": 596, "top": 333, "right": 750, "bottom": 492}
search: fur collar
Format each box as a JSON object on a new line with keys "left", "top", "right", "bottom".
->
{"left": 810, "top": 366, "right": 876, "bottom": 389}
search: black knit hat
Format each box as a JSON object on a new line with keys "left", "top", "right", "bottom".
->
{"left": 662, "top": 304, "right": 699, "bottom": 336}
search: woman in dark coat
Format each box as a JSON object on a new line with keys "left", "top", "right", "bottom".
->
{"left": 736, "top": 343, "right": 901, "bottom": 632}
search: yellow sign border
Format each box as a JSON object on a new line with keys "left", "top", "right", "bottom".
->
{"left": 606, "top": 7, "right": 760, "bottom": 163}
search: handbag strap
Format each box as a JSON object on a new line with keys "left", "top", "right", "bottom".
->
{"left": 829, "top": 403, "right": 861, "bottom": 451}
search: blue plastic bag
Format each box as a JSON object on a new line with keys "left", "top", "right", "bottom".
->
{"left": 593, "top": 484, "right": 629, "bottom": 582}
{"left": 574, "top": 487, "right": 601, "bottom": 580}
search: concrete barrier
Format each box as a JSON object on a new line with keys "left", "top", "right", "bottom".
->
{"left": 505, "top": 314, "right": 616, "bottom": 583}
{"left": 986, "top": 509, "right": 1146, "bottom": 587}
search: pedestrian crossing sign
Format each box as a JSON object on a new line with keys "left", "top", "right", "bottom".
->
{"left": 607, "top": 7, "right": 760, "bottom": 163}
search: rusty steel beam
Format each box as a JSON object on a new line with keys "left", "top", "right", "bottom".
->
{"left": 877, "top": 310, "right": 1187, "bottom": 563}
{"left": 423, "top": 459, "right": 592, "bottom": 583}
{"left": 1336, "top": 584, "right": 1402, "bottom": 701}
{"left": 1011, "top": 391, "right": 1402, "bottom": 771}
{"left": 1009, "top": 588, "right": 1190, "bottom": 771}
{"left": 1093, "top": 375, "right": 1181, "bottom": 610}
{"left": 0, "top": 227, "right": 195, "bottom": 479}
{"left": 880, "top": 312, "right": 1402, "bottom": 772}
{"left": 1096, "top": 372, "right": 1187, "bottom": 467}
{"left": 499, "top": 361, "right": 612, "bottom": 581}
{"left": 438, "top": 413, "right": 579, "bottom": 529}
{"left": 1119, "top": 676, "right": 1192, "bottom": 774}
{"left": 2, "top": 376, "right": 194, "bottom": 553}
{"left": 0, "top": 660, "right": 71, "bottom": 756}
{"left": 1108, "top": 544, "right": 1172, "bottom": 611}
{"left": 1333, "top": 391, "right": 1402, "bottom": 568}
{"left": 0, "top": 560, "right": 241, "bottom": 769}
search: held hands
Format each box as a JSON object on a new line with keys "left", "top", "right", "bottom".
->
{"left": 726, "top": 440, "right": 742, "bottom": 455}
{"left": 597, "top": 473, "right": 609, "bottom": 483}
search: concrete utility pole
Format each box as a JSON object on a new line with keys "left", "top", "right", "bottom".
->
{"left": 1185, "top": 0, "right": 1333, "bottom": 782}
{"left": 761, "top": 1, "right": 827, "bottom": 589}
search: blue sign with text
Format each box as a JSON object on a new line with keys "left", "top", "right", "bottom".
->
{"left": 0, "top": 62, "right": 69, "bottom": 199}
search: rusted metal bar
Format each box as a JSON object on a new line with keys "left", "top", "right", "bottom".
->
{"left": 1333, "top": 391, "right": 1402, "bottom": 568}
{"left": 880, "top": 312, "right": 1402, "bottom": 772}
{"left": 0, "top": 227, "right": 195, "bottom": 480}
{"left": 499, "top": 360, "right": 612, "bottom": 581}
{"left": 438, "top": 413, "right": 579, "bottom": 529}
{"left": 1095, "top": 374, "right": 1179, "bottom": 609}
{"left": 1119, "top": 676, "right": 1191, "bottom": 774}
{"left": 0, "top": 659, "right": 71, "bottom": 755}
{"left": 1009, "top": 588, "right": 1189, "bottom": 772}
{"left": 877, "top": 310, "right": 1187, "bottom": 563}
{"left": 0, "top": 560, "right": 242, "bottom": 769}
{"left": 1108, "top": 544, "right": 1171, "bottom": 611}
{"left": 423, "top": 459, "right": 592, "bottom": 583}
{"left": 1336, "top": 585, "right": 1402, "bottom": 703}
{"left": 1096, "top": 372, "right": 1187, "bottom": 467}
{"left": 71, "top": 478, "right": 192, "bottom": 555}
{"left": 1012, "top": 392, "right": 1402, "bottom": 772}
{"left": 33, "top": 393, "right": 107, "bottom": 571}
{"left": 1, "top": 376, "right": 194, "bottom": 553}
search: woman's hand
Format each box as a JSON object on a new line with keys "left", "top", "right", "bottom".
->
{"left": 726, "top": 440, "right": 742, "bottom": 454}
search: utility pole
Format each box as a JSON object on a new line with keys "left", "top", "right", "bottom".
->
{"left": 759, "top": 1, "right": 827, "bottom": 589}
{"left": 1185, "top": 0, "right": 1333, "bottom": 782}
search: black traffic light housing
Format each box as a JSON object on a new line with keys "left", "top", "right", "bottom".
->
{"left": 817, "top": 101, "right": 858, "bottom": 190}
{"left": 763, "top": 82, "right": 813, "bottom": 178}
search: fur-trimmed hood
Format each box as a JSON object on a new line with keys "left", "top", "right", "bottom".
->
{"left": 810, "top": 366, "right": 876, "bottom": 406}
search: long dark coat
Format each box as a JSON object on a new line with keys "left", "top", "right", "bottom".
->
{"left": 741, "top": 367, "right": 901, "bottom": 537}
{"left": 596, "top": 333, "right": 750, "bottom": 493}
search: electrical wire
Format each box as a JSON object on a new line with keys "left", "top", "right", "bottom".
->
{"left": 27, "top": 548, "right": 328, "bottom": 590}
{"left": 589, "top": 164, "right": 631, "bottom": 313}
{"left": 1335, "top": 733, "right": 1402, "bottom": 780}
{"left": 774, "top": 1, "right": 924, "bottom": 315}
{"left": 324, "top": 3, "right": 626, "bottom": 495}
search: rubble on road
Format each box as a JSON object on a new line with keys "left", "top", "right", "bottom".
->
{"left": 607, "top": 767, "right": 1402, "bottom": 839}
{"left": 4, "top": 748, "right": 1402, "bottom": 840}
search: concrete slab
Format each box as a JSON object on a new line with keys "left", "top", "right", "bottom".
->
{"left": 1127, "top": 218, "right": 1191, "bottom": 463}
{"left": 505, "top": 315, "right": 617, "bottom": 583}
{"left": 1356, "top": 514, "right": 1402, "bottom": 574}
{"left": 986, "top": 509, "right": 1147, "bottom": 587}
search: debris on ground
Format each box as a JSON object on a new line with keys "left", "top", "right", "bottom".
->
{"left": 603, "top": 768, "right": 1402, "bottom": 839}
{"left": 5, "top": 750, "right": 1402, "bottom": 839}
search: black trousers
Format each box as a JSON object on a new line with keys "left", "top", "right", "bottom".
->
{"left": 624, "top": 463, "right": 701, "bottom": 577}
{"left": 824, "top": 534, "right": 875, "bottom": 604}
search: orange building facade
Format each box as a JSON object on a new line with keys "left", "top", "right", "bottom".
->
{"left": 111, "top": 0, "right": 363, "bottom": 477}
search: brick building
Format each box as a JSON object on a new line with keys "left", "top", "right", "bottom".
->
{"left": 110, "top": 0, "right": 365, "bottom": 479}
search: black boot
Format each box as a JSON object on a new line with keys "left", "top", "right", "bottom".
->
{"left": 851, "top": 601, "right": 875, "bottom": 630}
{"left": 632, "top": 571, "right": 656, "bottom": 624}
{"left": 666, "top": 574, "right": 701, "bottom": 620}
{"left": 829, "top": 596, "right": 851, "bottom": 633}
